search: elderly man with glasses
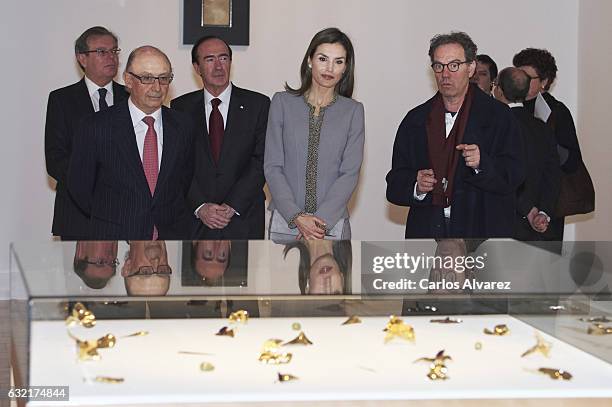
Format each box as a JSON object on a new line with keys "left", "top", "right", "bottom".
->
{"left": 45, "top": 26, "right": 129, "bottom": 240}
{"left": 68, "top": 46, "right": 196, "bottom": 240}
{"left": 122, "top": 241, "right": 172, "bottom": 296}
{"left": 386, "top": 31, "right": 524, "bottom": 239}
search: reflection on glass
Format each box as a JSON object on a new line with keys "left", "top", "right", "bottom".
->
{"left": 283, "top": 240, "right": 352, "bottom": 294}
{"left": 73, "top": 241, "right": 118, "bottom": 289}
{"left": 182, "top": 241, "right": 248, "bottom": 287}
{"left": 122, "top": 241, "right": 172, "bottom": 296}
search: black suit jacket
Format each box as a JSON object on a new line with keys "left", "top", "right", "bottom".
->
{"left": 67, "top": 101, "right": 195, "bottom": 240}
{"left": 511, "top": 107, "right": 561, "bottom": 240}
{"left": 386, "top": 85, "right": 525, "bottom": 239}
{"left": 171, "top": 85, "right": 270, "bottom": 239}
{"left": 45, "top": 78, "right": 128, "bottom": 238}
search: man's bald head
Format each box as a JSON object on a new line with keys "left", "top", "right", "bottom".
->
{"left": 125, "top": 45, "right": 172, "bottom": 72}
{"left": 496, "top": 67, "right": 530, "bottom": 103}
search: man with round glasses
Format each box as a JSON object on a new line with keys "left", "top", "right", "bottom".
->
{"left": 68, "top": 46, "right": 196, "bottom": 240}
{"left": 73, "top": 240, "right": 119, "bottom": 289}
{"left": 45, "top": 26, "right": 128, "bottom": 240}
{"left": 386, "top": 31, "right": 524, "bottom": 239}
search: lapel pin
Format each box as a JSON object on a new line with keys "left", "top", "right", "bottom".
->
{"left": 240, "top": 105, "right": 244, "bottom": 109}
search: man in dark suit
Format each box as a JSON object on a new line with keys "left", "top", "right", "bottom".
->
{"left": 494, "top": 67, "right": 561, "bottom": 240}
{"left": 171, "top": 35, "right": 270, "bottom": 239}
{"left": 68, "top": 46, "right": 195, "bottom": 240}
{"left": 386, "top": 32, "right": 524, "bottom": 238}
{"left": 45, "top": 26, "right": 128, "bottom": 240}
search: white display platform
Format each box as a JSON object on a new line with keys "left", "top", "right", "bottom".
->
{"left": 28, "top": 315, "right": 612, "bottom": 406}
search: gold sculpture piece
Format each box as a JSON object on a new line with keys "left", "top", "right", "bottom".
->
{"left": 93, "top": 376, "right": 124, "bottom": 383}
{"left": 383, "top": 316, "right": 415, "bottom": 343}
{"left": 342, "top": 315, "right": 362, "bottom": 325}
{"left": 430, "top": 317, "right": 462, "bottom": 324}
{"left": 521, "top": 332, "right": 552, "bottom": 358}
{"left": 122, "top": 331, "right": 149, "bottom": 338}
{"left": 292, "top": 322, "right": 302, "bottom": 331}
{"left": 66, "top": 302, "right": 96, "bottom": 328}
{"left": 215, "top": 326, "right": 235, "bottom": 337}
{"left": 474, "top": 342, "right": 483, "bottom": 350}
{"left": 538, "top": 368, "right": 572, "bottom": 380}
{"left": 587, "top": 324, "right": 612, "bottom": 335}
{"left": 484, "top": 324, "right": 510, "bottom": 336}
{"left": 200, "top": 362, "right": 215, "bottom": 372}
{"left": 259, "top": 339, "right": 292, "bottom": 364}
{"left": 277, "top": 372, "right": 299, "bottom": 382}
{"left": 229, "top": 310, "right": 249, "bottom": 324}
{"left": 283, "top": 331, "right": 314, "bottom": 346}
{"left": 414, "top": 350, "right": 452, "bottom": 380}
{"left": 71, "top": 333, "right": 116, "bottom": 361}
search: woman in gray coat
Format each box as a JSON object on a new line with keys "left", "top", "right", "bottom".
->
{"left": 264, "top": 27, "right": 365, "bottom": 241}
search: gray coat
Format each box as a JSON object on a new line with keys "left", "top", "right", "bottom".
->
{"left": 264, "top": 91, "right": 365, "bottom": 232}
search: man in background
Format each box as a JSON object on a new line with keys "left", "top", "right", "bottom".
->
{"left": 470, "top": 54, "right": 498, "bottom": 95}
{"left": 494, "top": 67, "right": 560, "bottom": 240}
{"left": 45, "top": 26, "right": 128, "bottom": 240}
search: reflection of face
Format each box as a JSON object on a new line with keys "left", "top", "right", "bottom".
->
{"left": 74, "top": 241, "right": 118, "bottom": 284}
{"left": 307, "top": 253, "right": 344, "bottom": 294}
{"left": 433, "top": 43, "right": 475, "bottom": 100}
{"left": 471, "top": 61, "right": 492, "bottom": 94}
{"left": 309, "top": 42, "right": 347, "bottom": 91}
{"left": 77, "top": 35, "right": 119, "bottom": 87}
{"left": 517, "top": 65, "right": 547, "bottom": 101}
{"left": 193, "top": 240, "right": 231, "bottom": 281}
{"left": 122, "top": 241, "right": 171, "bottom": 296}
{"left": 193, "top": 38, "right": 231, "bottom": 96}
{"left": 124, "top": 49, "right": 172, "bottom": 114}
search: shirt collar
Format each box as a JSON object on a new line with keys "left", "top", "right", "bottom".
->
{"left": 203, "top": 82, "right": 232, "bottom": 106}
{"left": 84, "top": 75, "right": 113, "bottom": 97}
{"left": 508, "top": 102, "right": 524, "bottom": 108}
{"left": 127, "top": 98, "right": 162, "bottom": 128}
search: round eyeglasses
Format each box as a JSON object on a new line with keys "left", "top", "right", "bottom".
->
{"left": 431, "top": 60, "right": 471, "bottom": 73}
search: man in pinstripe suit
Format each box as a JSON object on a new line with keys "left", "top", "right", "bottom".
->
{"left": 68, "top": 46, "right": 195, "bottom": 240}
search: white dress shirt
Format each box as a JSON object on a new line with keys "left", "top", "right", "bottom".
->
{"left": 84, "top": 76, "right": 114, "bottom": 112}
{"left": 203, "top": 83, "right": 232, "bottom": 130}
{"left": 128, "top": 98, "right": 163, "bottom": 170}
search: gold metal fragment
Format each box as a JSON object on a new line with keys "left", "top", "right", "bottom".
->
{"left": 521, "top": 332, "right": 552, "bottom": 358}
{"left": 342, "top": 315, "right": 362, "bottom": 325}
{"left": 414, "top": 350, "right": 452, "bottom": 380}
{"left": 93, "top": 376, "right": 124, "bottom": 383}
{"left": 228, "top": 310, "right": 249, "bottom": 324}
{"left": 277, "top": 372, "right": 298, "bottom": 382}
{"left": 383, "top": 316, "right": 415, "bottom": 343}
{"left": 283, "top": 331, "right": 313, "bottom": 346}
{"left": 66, "top": 302, "right": 96, "bottom": 328}
{"left": 215, "top": 326, "right": 235, "bottom": 337}
{"left": 538, "top": 368, "right": 572, "bottom": 380}
{"left": 430, "top": 316, "right": 462, "bottom": 324}
{"left": 484, "top": 324, "right": 510, "bottom": 336}
{"left": 292, "top": 322, "right": 302, "bottom": 331}
{"left": 200, "top": 362, "right": 215, "bottom": 371}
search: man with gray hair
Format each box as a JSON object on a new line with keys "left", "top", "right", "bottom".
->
{"left": 386, "top": 32, "right": 524, "bottom": 238}
{"left": 69, "top": 46, "right": 195, "bottom": 240}
{"left": 493, "top": 67, "right": 560, "bottom": 240}
{"left": 45, "top": 26, "right": 128, "bottom": 240}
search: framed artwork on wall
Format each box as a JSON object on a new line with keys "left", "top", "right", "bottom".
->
{"left": 183, "top": 0, "right": 249, "bottom": 45}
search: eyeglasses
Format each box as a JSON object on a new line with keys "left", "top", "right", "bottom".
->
{"left": 431, "top": 60, "right": 471, "bottom": 73}
{"left": 81, "top": 48, "right": 121, "bottom": 57}
{"left": 128, "top": 71, "right": 174, "bottom": 85}
{"left": 84, "top": 258, "right": 119, "bottom": 267}
{"left": 130, "top": 265, "right": 172, "bottom": 276}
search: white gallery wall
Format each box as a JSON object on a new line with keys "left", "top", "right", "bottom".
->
{"left": 2, "top": 0, "right": 607, "bottom": 297}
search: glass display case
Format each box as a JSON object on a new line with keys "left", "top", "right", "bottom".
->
{"left": 8, "top": 239, "right": 612, "bottom": 406}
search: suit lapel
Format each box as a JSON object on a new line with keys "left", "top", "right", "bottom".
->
{"left": 156, "top": 107, "right": 178, "bottom": 198}
{"left": 113, "top": 101, "right": 150, "bottom": 194}
{"left": 112, "top": 81, "right": 128, "bottom": 103}
{"left": 73, "top": 78, "right": 95, "bottom": 116}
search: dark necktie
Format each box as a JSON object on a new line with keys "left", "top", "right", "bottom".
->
{"left": 209, "top": 98, "right": 224, "bottom": 164}
{"left": 98, "top": 88, "right": 109, "bottom": 111}
{"left": 142, "top": 116, "right": 159, "bottom": 240}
